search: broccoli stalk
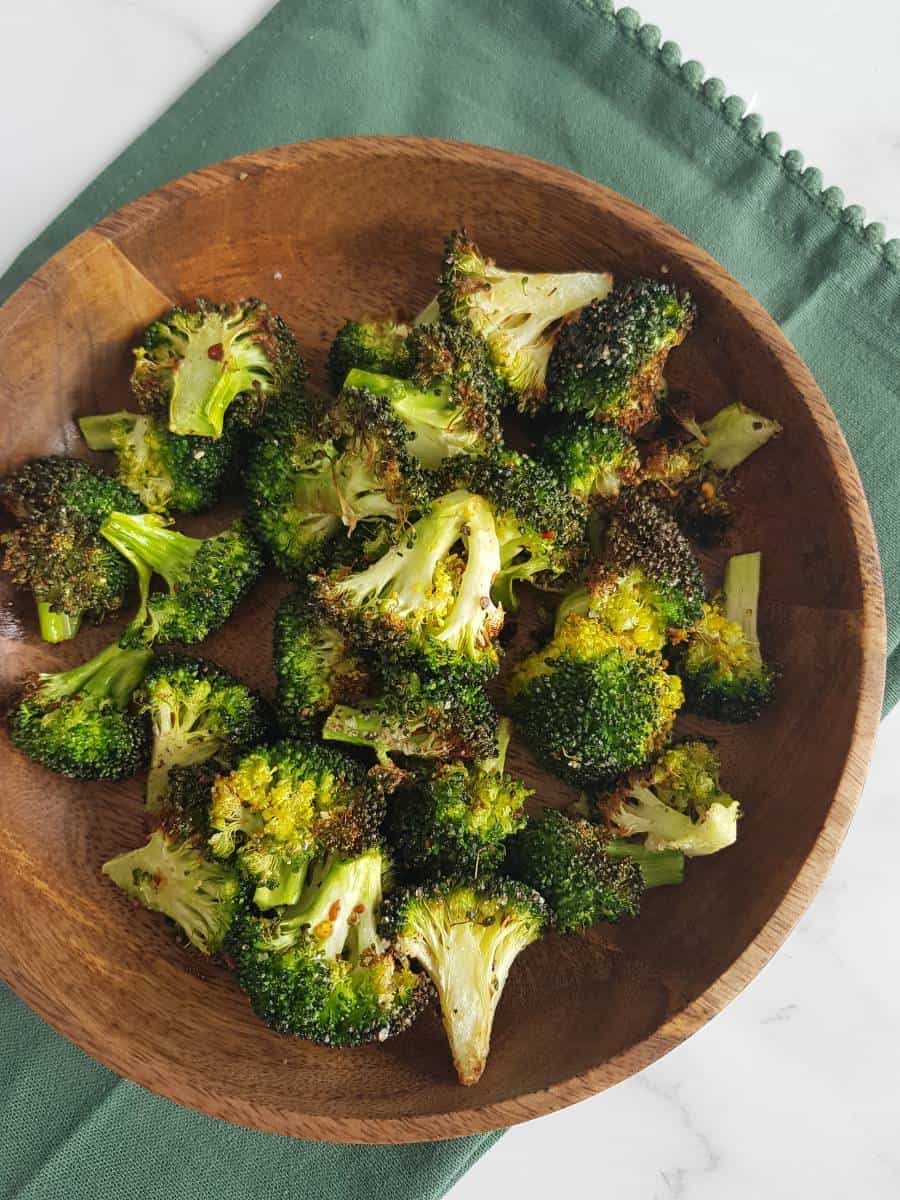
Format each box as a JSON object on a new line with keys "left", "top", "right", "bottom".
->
{"left": 383, "top": 878, "right": 547, "bottom": 1085}
{"left": 605, "top": 839, "right": 685, "bottom": 888}
{"left": 99, "top": 510, "right": 262, "bottom": 646}
{"left": 103, "top": 829, "right": 241, "bottom": 955}
{"left": 36, "top": 603, "right": 82, "bottom": 643}
{"left": 8, "top": 639, "right": 152, "bottom": 779}
{"left": 723, "top": 551, "right": 762, "bottom": 647}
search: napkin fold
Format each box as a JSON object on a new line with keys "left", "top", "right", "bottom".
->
{"left": 2, "top": 2, "right": 898, "bottom": 1197}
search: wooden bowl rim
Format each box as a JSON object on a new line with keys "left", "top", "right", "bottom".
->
{"left": 0, "top": 136, "right": 886, "bottom": 1143}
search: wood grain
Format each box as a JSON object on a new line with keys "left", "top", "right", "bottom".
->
{"left": 0, "top": 137, "right": 886, "bottom": 1143}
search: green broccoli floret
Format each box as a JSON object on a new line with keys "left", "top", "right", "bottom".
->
{"left": 382, "top": 876, "right": 547, "bottom": 1085}
{"left": 339, "top": 320, "right": 505, "bottom": 468}
{"left": 103, "top": 828, "right": 241, "bottom": 955}
{"left": 155, "top": 761, "right": 220, "bottom": 843}
{"left": 136, "top": 654, "right": 270, "bottom": 812}
{"left": 8, "top": 639, "right": 151, "bottom": 779}
{"left": 273, "top": 591, "right": 370, "bottom": 733}
{"left": 641, "top": 402, "right": 782, "bottom": 543}
{"left": 547, "top": 278, "right": 695, "bottom": 430}
{"left": 131, "top": 298, "right": 304, "bottom": 439}
{"left": 437, "top": 451, "right": 586, "bottom": 612}
{"left": 0, "top": 456, "right": 142, "bottom": 642}
{"left": 207, "top": 739, "right": 382, "bottom": 910}
{"left": 386, "top": 718, "right": 529, "bottom": 874}
{"left": 507, "top": 809, "right": 643, "bottom": 931}
{"left": 229, "top": 845, "right": 433, "bottom": 1046}
{"left": 79, "top": 410, "right": 237, "bottom": 514}
{"left": 507, "top": 613, "right": 683, "bottom": 788}
{"left": 99, "top": 511, "right": 263, "bottom": 646}
{"left": 327, "top": 318, "right": 411, "bottom": 389}
{"left": 541, "top": 421, "right": 641, "bottom": 506}
{"left": 322, "top": 665, "right": 498, "bottom": 766}
{"left": 438, "top": 230, "right": 613, "bottom": 409}
{"left": 312, "top": 488, "right": 505, "bottom": 680}
{"left": 673, "top": 551, "right": 777, "bottom": 721}
{"left": 600, "top": 741, "right": 739, "bottom": 857}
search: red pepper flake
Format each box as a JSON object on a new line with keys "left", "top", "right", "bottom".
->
{"left": 541, "top": 529, "right": 556, "bottom": 541}
{"left": 328, "top": 899, "right": 342, "bottom": 922}
{"left": 352, "top": 903, "right": 365, "bottom": 914}
{"left": 207, "top": 343, "right": 224, "bottom": 361}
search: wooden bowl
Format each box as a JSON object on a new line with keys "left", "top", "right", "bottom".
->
{"left": 0, "top": 137, "right": 885, "bottom": 1144}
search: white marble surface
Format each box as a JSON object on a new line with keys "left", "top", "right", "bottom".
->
{"left": 2, "top": 3, "right": 898, "bottom": 1197}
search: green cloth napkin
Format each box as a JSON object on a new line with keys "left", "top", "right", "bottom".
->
{"left": 2, "top": 1, "right": 898, "bottom": 1196}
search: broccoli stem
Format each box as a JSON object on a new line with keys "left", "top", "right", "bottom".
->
{"left": 414, "top": 296, "right": 440, "bottom": 325}
{"left": 35, "top": 640, "right": 152, "bottom": 707}
{"left": 79, "top": 411, "right": 136, "bottom": 451}
{"left": 322, "top": 705, "right": 424, "bottom": 765}
{"left": 100, "top": 511, "right": 200, "bottom": 589}
{"left": 273, "top": 849, "right": 385, "bottom": 958}
{"left": 723, "top": 552, "right": 763, "bottom": 662}
{"left": 607, "top": 839, "right": 684, "bottom": 888}
{"left": 36, "top": 601, "right": 82, "bottom": 643}
{"left": 699, "top": 403, "right": 781, "bottom": 471}
{"left": 480, "top": 716, "right": 513, "bottom": 774}
{"left": 435, "top": 495, "right": 501, "bottom": 655}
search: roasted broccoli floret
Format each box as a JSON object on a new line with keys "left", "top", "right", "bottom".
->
{"left": 673, "top": 551, "right": 776, "bottom": 721}
{"left": 547, "top": 278, "right": 695, "bottom": 430}
{"left": 541, "top": 421, "right": 641, "bottom": 507}
{"left": 8, "top": 640, "right": 151, "bottom": 779}
{"left": 99, "top": 511, "right": 263, "bottom": 647}
{"left": 507, "top": 613, "right": 683, "bottom": 787}
{"left": 136, "top": 654, "right": 270, "bottom": 811}
{"left": 386, "top": 718, "right": 529, "bottom": 874}
{"left": 207, "top": 739, "right": 382, "bottom": 910}
{"left": 600, "top": 741, "right": 739, "bottom": 857}
{"left": 439, "top": 230, "right": 613, "bottom": 409}
{"left": 79, "top": 410, "right": 237, "bottom": 514}
{"left": 229, "top": 845, "right": 433, "bottom": 1046}
{"left": 155, "top": 760, "right": 220, "bottom": 842}
{"left": 312, "top": 488, "right": 505, "bottom": 679}
{"left": 323, "top": 665, "right": 498, "bottom": 766}
{"left": 338, "top": 320, "right": 505, "bottom": 468}
{"left": 273, "top": 591, "right": 370, "bottom": 733}
{"left": 382, "top": 876, "right": 547, "bottom": 1085}
{"left": 131, "top": 298, "right": 304, "bottom": 438}
{"left": 103, "top": 828, "right": 241, "bottom": 955}
{"left": 437, "top": 451, "right": 586, "bottom": 612}
{"left": 327, "top": 318, "right": 411, "bottom": 389}
{"left": 0, "top": 456, "right": 141, "bottom": 641}
{"left": 507, "top": 809, "right": 643, "bottom": 931}
{"left": 641, "top": 402, "right": 782, "bottom": 543}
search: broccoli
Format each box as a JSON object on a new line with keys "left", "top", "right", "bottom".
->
{"left": 437, "top": 451, "right": 586, "bottom": 612}
{"left": 99, "top": 511, "right": 263, "bottom": 647}
{"left": 386, "top": 718, "right": 530, "bottom": 874}
{"left": 507, "top": 613, "right": 683, "bottom": 787}
{"left": 273, "top": 591, "right": 370, "bottom": 733}
{"left": 339, "top": 320, "right": 505, "bottom": 468}
{"left": 322, "top": 665, "right": 498, "bottom": 766}
{"left": 131, "top": 298, "right": 304, "bottom": 439}
{"left": 438, "top": 230, "right": 613, "bottom": 409}
{"left": 641, "top": 402, "right": 782, "bottom": 543}
{"left": 103, "top": 828, "right": 241, "bottom": 955}
{"left": 79, "top": 410, "right": 237, "bottom": 514}
{"left": 382, "top": 876, "right": 547, "bottom": 1085}
{"left": 541, "top": 421, "right": 641, "bottom": 507}
{"left": 327, "top": 318, "right": 411, "bottom": 389}
{"left": 312, "top": 488, "right": 505, "bottom": 680}
{"left": 8, "top": 639, "right": 151, "bottom": 779}
{"left": 0, "top": 456, "right": 141, "bottom": 642}
{"left": 600, "top": 741, "right": 739, "bottom": 857}
{"left": 207, "top": 739, "right": 382, "bottom": 910}
{"left": 673, "top": 551, "right": 776, "bottom": 721}
{"left": 136, "top": 654, "right": 270, "bottom": 812}
{"left": 507, "top": 809, "right": 643, "bottom": 931}
{"left": 546, "top": 278, "right": 695, "bottom": 430}
{"left": 229, "top": 845, "right": 433, "bottom": 1046}
{"left": 156, "top": 761, "right": 220, "bottom": 843}
{"left": 245, "top": 393, "right": 428, "bottom": 578}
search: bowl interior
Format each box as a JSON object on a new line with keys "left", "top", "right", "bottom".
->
{"left": 0, "top": 138, "right": 883, "bottom": 1142}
